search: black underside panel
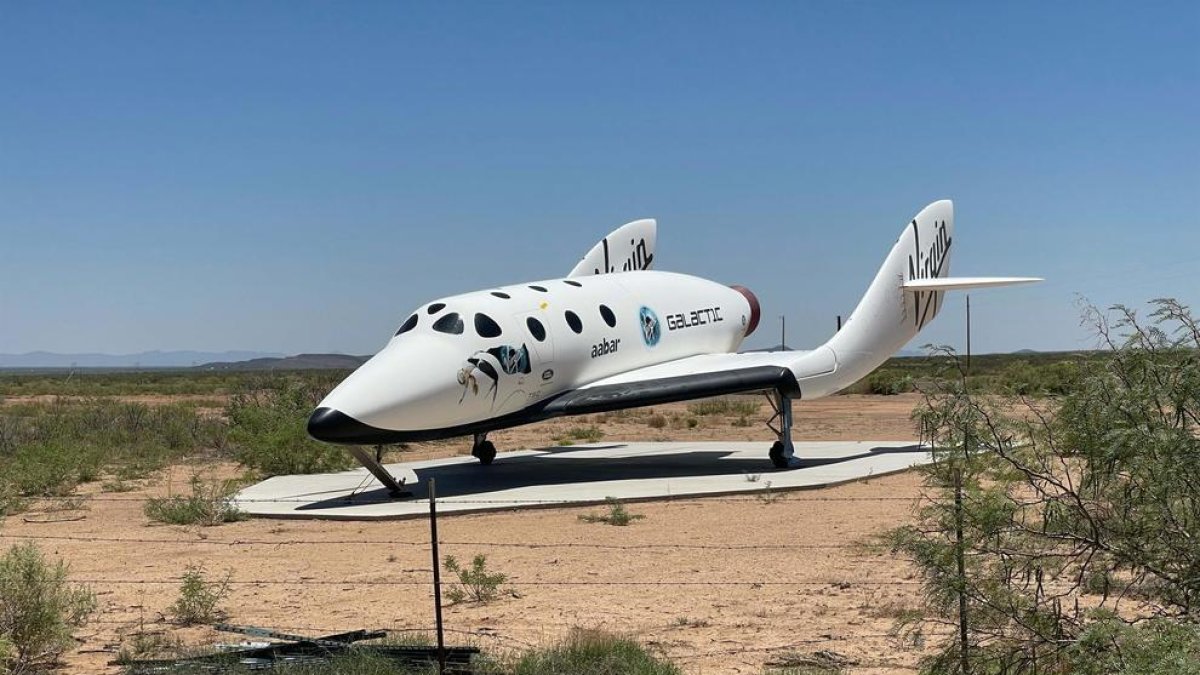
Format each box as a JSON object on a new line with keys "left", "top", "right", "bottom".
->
{"left": 540, "top": 365, "right": 799, "bottom": 417}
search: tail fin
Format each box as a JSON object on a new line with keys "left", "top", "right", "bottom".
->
{"left": 788, "top": 200, "right": 1040, "bottom": 397}
{"left": 568, "top": 219, "right": 656, "bottom": 277}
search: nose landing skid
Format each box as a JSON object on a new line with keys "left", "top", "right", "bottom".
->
{"left": 346, "top": 446, "right": 411, "bottom": 498}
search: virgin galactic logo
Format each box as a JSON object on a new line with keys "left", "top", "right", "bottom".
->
{"left": 639, "top": 306, "right": 662, "bottom": 347}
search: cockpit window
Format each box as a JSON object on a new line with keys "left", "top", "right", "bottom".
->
{"left": 432, "top": 312, "right": 464, "bottom": 335}
{"left": 564, "top": 280, "right": 583, "bottom": 287}
{"left": 395, "top": 313, "right": 418, "bottom": 336}
{"left": 565, "top": 310, "right": 583, "bottom": 334}
{"left": 526, "top": 317, "right": 546, "bottom": 341}
{"left": 490, "top": 291, "right": 511, "bottom": 299}
{"left": 599, "top": 304, "right": 616, "bottom": 328}
{"left": 427, "top": 302, "right": 446, "bottom": 315}
{"left": 474, "top": 313, "right": 503, "bottom": 338}
{"left": 529, "top": 285, "right": 548, "bottom": 292}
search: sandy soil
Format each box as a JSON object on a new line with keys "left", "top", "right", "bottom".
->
{"left": 2, "top": 394, "right": 938, "bottom": 674}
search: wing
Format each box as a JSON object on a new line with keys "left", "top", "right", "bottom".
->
{"left": 904, "top": 276, "right": 1042, "bottom": 291}
{"left": 539, "top": 349, "right": 837, "bottom": 417}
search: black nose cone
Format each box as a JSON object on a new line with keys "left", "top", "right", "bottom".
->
{"left": 307, "top": 407, "right": 386, "bottom": 444}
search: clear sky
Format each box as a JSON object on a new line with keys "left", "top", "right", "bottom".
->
{"left": 2, "top": 2, "right": 1197, "bottom": 356}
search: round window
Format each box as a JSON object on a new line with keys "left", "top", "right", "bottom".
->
{"left": 599, "top": 305, "right": 616, "bottom": 328}
{"left": 526, "top": 317, "right": 547, "bottom": 341}
{"left": 565, "top": 310, "right": 583, "bottom": 334}
{"left": 395, "top": 313, "right": 418, "bottom": 336}
{"left": 432, "top": 312, "right": 464, "bottom": 335}
{"left": 474, "top": 313, "right": 503, "bottom": 338}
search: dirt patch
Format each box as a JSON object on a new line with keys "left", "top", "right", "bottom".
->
{"left": 1, "top": 394, "right": 936, "bottom": 674}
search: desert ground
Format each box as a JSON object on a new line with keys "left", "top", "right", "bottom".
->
{"left": 1, "top": 394, "right": 940, "bottom": 674}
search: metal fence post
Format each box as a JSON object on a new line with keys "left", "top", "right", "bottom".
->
{"left": 429, "top": 478, "right": 446, "bottom": 674}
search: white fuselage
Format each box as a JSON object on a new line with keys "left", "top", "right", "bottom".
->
{"left": 316, "top": 271, "right": 754, "bottom": 436}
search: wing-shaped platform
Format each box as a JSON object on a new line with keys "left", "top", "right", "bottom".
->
{"left": 232, "top": 441, "right": 929, "bottom": 520}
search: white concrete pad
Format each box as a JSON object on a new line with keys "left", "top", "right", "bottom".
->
{"left": 232, "top": 441, "right": 929, "bottom": 520}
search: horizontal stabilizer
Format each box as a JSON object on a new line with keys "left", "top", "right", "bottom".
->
{"left": 904, "top": 276, "right": 1042, "bottom": 291}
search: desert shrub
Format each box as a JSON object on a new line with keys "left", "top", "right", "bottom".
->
{"left": 893, "top": 300, "right": 1200, "bottom": 673}
{"left": 1068, "top": 614, "right": 1200, "bottom": 675}
{"left": 170, "top": 564, "right": 232, "bottom": 625}
{"left": 144, "top": 474, "right": 247, "bottom": 526}
{"left": 0, "top": 370, "right": 265, "bottom": 398}
{"left": 511, "top": 629, "right": 680, "bottom": 675}
{"left": 999, "top": 359, "right": 1081, "bottom": 396}
{"left": 688, "top": 397, "right": 759, "bottom": 416}
{"left": 0, "top": 542, "right": 97, "bottom": 674}
{"left": 118, "top": 629, "right": 184, "bottom": 661}
{"left": 563, "top": 425, "right": 603, "bottom": 442}
{"left": 578, "top": 497, "right": 644, "bottom": 526}
{"left": 0, "top": 399, "right": 227, "bottom": 502}
{"left": 865, "top": 371, "right": 912, "bottom": 395}
{"left": 5, "top": 440, "right": 93, "bottom": 497}
{"left": 687, "top": 399, "right": 729, "bottom": 416}
{"left": 442, "top": 554, "right": 507, "bottom": 605}
{"left": 646, "top": 414, "right": 667, "bottom": 429}
{"left": 227, "top": 376, "right": 354, "bottom": 476}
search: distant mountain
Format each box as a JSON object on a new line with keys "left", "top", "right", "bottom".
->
{"left": 197, "top": 353, "right": 369, "bottom": 371}
{"left": 0, "top": 350, "right": 285, "bottom": 369}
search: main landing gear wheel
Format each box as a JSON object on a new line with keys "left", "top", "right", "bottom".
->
{"left": 769, "top": 441, "right": 789, "bottom": 469}
{"left": 471, "top": 434, "right": 497, "bottom": 465}
{"left": 765, "top": 389, "right": 798, "bottom": 469}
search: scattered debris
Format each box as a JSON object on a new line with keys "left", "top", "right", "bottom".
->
{"left": 115, "top": 623, "right": 479, "bottom": 673}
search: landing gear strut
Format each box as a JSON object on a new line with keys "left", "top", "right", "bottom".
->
{"left": 346, "top": 445, "right": 409, "bottom": 498}
{"left": 471, "top": 433, "right": 497, "bottom": 465}
{"left": 765, "top": 390, "right": 798, "bottom": 469}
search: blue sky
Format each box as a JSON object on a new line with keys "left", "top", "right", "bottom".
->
{"left": 2, "top": 2, "right": 1197, "bottom": 356}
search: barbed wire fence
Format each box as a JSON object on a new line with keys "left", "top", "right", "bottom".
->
{"left": 1, "top": 487, "right": 940, "bottom": 672}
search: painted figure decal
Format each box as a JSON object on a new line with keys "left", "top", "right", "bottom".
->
{"left": 639, "top": 306, "right": 661, "bottom": 347}
{"left": 457, "top": 344, "right": 532, "bottom": 405}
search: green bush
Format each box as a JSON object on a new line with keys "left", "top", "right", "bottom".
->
{"left": 6, "top": 440, "right": 93, "bottom": 497}
{"left": 443, "top": 554, "right": 507, "bottom": 605}
{"left": 865, "top": 371, "right": 912, "bottom": 395}
{"left": 687, "top": 398, "right": 759, "bottom": 416}
{"left": 0, "top": 399, "right": 227, "bottom": 503}
{"left": 227, "top": 376, "right": 354, "bottom": 476}
{"left": 1070, "top": 614, "right": 1200, "bottom": 675}
{"left": 511, "top": 629, "right": 680, "bottom": 675}
{"left": 578, "top": 497, "right": 645, "bottom": 526}
{"left": 144, "top": 474, "right": 247, "bottom": 526}
{"left": 893, "top": 300, "right": 1200, "bottom": 673}
{"left": 0, "top": 542, "right": 97, "bottom": 674}
{"left": 170, "top": 564, "right": 232, "bottom": 625}
{"left": 562, "top": 425, "right": 604, "bottom": 442}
